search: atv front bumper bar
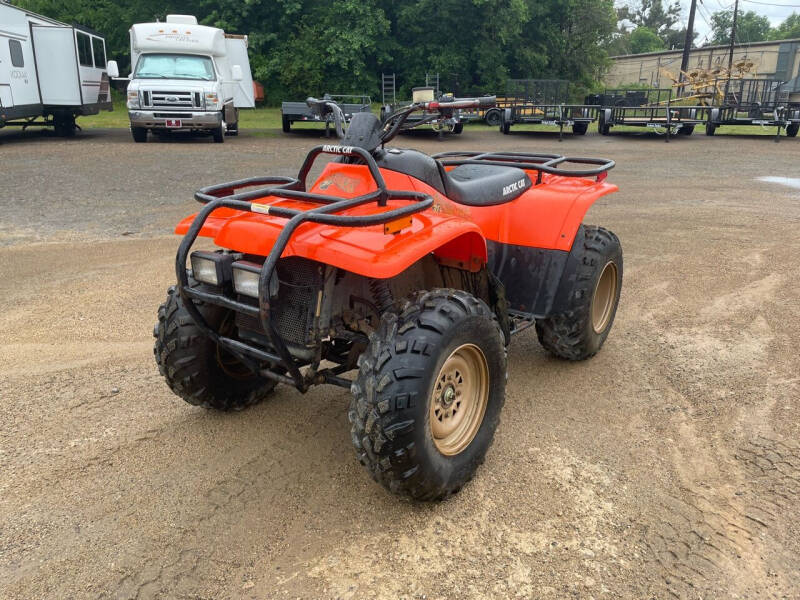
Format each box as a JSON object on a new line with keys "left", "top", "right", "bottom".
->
{"left": 176, "top": 144, "right": 433, "bottom": 392}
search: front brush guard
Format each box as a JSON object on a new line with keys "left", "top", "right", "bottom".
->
{"left": 175, "top": 145, "right": 433, "bottom": 392}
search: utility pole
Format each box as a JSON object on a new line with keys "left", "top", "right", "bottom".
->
{"left": 728, "top": 0, "right": 739, "bottom": 72}
{"left": 679, "top": 0, "right": 698, "bottom": 96}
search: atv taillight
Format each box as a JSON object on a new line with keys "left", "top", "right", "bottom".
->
{"left": 596, "top": 172, "right": 607, "bottom": 182}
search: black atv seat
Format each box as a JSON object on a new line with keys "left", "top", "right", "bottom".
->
{"left": 442, "top": 164, "right": 532, "bottom": 207}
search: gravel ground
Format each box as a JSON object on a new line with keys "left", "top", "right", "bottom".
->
{"left": 1, "top": 125, "right": 799, "bottom": 599}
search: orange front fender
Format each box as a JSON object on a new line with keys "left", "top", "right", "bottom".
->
{"left": 175, "top": 164, "right": 487, "bottom": 279}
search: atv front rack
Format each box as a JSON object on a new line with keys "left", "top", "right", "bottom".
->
{"left": 176, "top": 144, "right": 433, "bottom": 392}
{"left": 433, "top": 151, "right": 615, "bottom": 183}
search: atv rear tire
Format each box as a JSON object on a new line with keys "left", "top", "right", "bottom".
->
{"left": 349, "top": 289, "right": 507, "bottom": 501}
{"left": 154, "top": 283, "right": 277, "bottom": 410}
{"left": 786, "top": 123, "right": 799, "bottom": 137}
{"left": 535, "top": 225, "right": 622, "bottom": 360}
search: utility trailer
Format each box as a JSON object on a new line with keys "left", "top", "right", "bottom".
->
{"left": 0, "top": 2, "right": 113, "bottom": 137}
{"left": 594, "top": 88, "right": 704, "bottom": 141}
{"left": 281, "top": 94, "right": 371, "bottom": 135}
{"left": 704, "top": 78, "right": 799, "bottom": 140}
{"left": 494, "top": 79, "right": 597, "bottom": 140}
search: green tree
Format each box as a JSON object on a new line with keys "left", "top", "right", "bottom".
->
{"left": 629, "top": 26, "right": 665, "bottom": 53}
{"left": 769, "top": 12, "right": 800, "bottom": 41}
{"left": 617, "top": 0, "right": 681, "bottom": 37}
{"left": 710, "top": 10, "right": 771, "bottom": 45}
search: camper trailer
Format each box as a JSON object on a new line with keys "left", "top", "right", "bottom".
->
{"left": 113, "top": 15, "right": 254, "bottom": 143}
{"left": 0, "top": 2, "right": 114, "bottom": 136}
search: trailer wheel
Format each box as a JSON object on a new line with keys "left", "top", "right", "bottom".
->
{"left": 786, "top": 123, "right": 799, "bottom": 137}
{"left": 282, "top": 115, "right": 291, "bottom": 133}
{"left": 131, "top": 127, "right": 148, "bottom": 143}
{"left": 677, "top": 125, "right": 695, "bottom": 136}
{"left": 535, "top": 225, "right": 622, "bottom": 361}
{"left": 154, "top": 283, "right": 278, "bottom": 411}
{"left": 705, "top": 122, "right": 717, "bottom": 136}
{"left": 597, "top": 113, "right": 611, "bottom": 135}
{"left": 501, "top": 120, "right": 511, "bottom": 135}
{"left": 212, "top": 125, "right": 225, "bottom": 143}
{"left": 54, "top": 114, "right": 76, "bottom": 138}
{"left": 349, "top": 289, "right": 506, "bottom": 501}
{"left": 572, "top": 122, "right": 588, "bottom": 135}
{"left": 485, "top": 109, "right": 502, "bottom": 127}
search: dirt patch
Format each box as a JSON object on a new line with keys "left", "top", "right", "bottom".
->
{"left": 1, "top": 127, "right": 799, "bottom": 599}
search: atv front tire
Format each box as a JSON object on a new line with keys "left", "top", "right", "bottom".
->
{"left": 154, "top": 283, "right": 277, "bottom": 410}
{"left": 535, "top": 225, "right": 622, "bottom": 360}
{"left": 349, "top": 289, "right": 507, "bottom": 501}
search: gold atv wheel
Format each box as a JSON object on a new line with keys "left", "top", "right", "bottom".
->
{"left": 349, "top": 289, "right": 507, "bottom": 501}
{"left": 591, "top": 261, "right": 619, "bottom": 334}
{"left": 430, "top": 344, "right": 489, "bottom": 456}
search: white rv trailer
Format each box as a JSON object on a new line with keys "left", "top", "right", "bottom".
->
{"left": 112, "top": 15, "right": 254, "bottom": 143}
{"left": 0, "top": 1, "right": 113, "bottom": 136}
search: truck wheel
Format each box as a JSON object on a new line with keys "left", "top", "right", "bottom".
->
{"left": 212, "top": 125, "right": 225, "bottom": 143}
{"left": 572, "top": 122, "right": 588, "bottom": 135}
{"left": 786, "top": 123, "right": 798, "bottom": 137}
{"left": 131, "top": 127, "right": 147, "bottom": 143}
{"left": 225, "top": 122, "right": 239, "bottom": 136}
{"left": 705, "top": 122, "right": 717, "bottom": 136}
{"left": 485, "top": 109, "right": 502, "bottom": 127}
{"left": 154, "top": 283, "right": 278, "bottom": 410}
{"left": 535, "top": 225, "right": 622, "bottom": 361}
{"left": 349, "top": 289, "right": 507, "bottom": 501}
{"left": 282, "top": 115, "right": 291, "bottom": 133}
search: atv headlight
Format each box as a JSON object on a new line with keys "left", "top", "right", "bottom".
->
{"left": 231, "top": 261, "right": 261, "bottom": 298}
{"left": 190, "top": 251, "right": 234, "bottom": 286}
{"left": 127, "top": 90, "right": 140, "bottom": 109}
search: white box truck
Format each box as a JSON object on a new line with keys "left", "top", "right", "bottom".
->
{"left": 0, "top": 2, "right": 114, "bottom": 136}
{"left": 110, "top": 15, "right": 254, "bottom": 143}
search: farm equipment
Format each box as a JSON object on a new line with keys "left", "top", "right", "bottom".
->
{"left": 593, "top": 88, "right": 705, "bottom": 140}
{"left": 281, "top": 93, "right": 371, "bottom": 135}
{"left": 381, "top": 74, "right": 477, "bottom": 137}
{"left": 154, "top": 95, "right": 623, "bottom": 501}
{"left": 495, "top": 79, "right": 597, "bottom": 140}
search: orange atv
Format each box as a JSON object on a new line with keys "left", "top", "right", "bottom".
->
{"left": 154, "top": 96, "right": 622, "bottom": 500}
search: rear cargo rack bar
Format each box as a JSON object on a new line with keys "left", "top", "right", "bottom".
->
{"left": 177, "top": 144, "right": 433, "bottom": 392}
{"left": 433, "top": 151, "right": 615, "bottom": 183}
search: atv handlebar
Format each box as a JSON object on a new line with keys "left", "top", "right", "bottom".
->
{"left": 425, "top": 96, "right": 496, "bottom": 111}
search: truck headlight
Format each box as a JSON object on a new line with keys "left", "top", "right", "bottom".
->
{"left": 127, "top": 90, "right": 140, "bottom": 109}
{"left": 205, "top": 92, "right": 220, "bottom": 109}
{"left": 190, "top": 251, "right": 235, "bottom": 286}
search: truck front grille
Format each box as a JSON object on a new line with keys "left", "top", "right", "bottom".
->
{"left": 142, "top": 90, "right": 201, "bottom": 110}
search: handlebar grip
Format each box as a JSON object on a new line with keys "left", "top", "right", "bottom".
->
{"left": 478, "top": 96, "right": 496, "bottom": 108}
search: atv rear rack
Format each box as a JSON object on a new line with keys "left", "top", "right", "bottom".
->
{"left": 176, "top": 144, "right": 434, "bottom": 392}
{"left": 433, "top": 151, "right": 615, "bottom": 183}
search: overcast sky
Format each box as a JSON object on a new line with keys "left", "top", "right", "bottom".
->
{"left": 616, "top": 0, "right": 800, "bottom": 44}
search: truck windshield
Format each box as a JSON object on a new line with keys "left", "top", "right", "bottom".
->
{"left": 134, "top": 54, "right": 215, "bottom": 81}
